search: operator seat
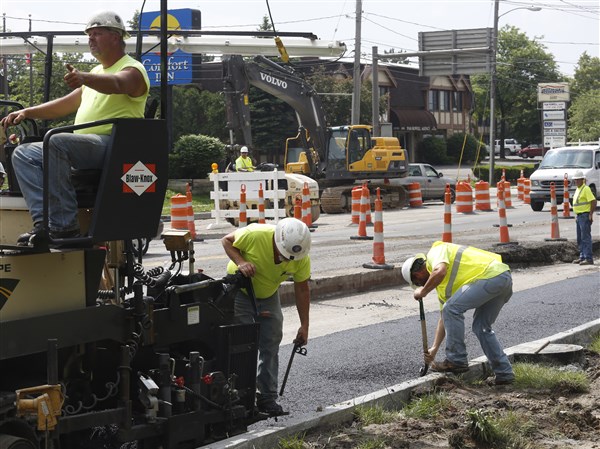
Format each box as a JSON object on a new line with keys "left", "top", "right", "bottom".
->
{"left": 47, "top": 118, "right": 168, "bottom": 245}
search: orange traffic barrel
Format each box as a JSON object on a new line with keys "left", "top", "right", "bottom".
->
{"left": 455, "top": 180, "right": 473, "bottom": 213}
{"left": 408, "top": 182, "right": 423, "bottom": 207}
{"left": 170, "top": 193, "right": 188, "bottom": 231}
{"left": 475, "top": 180, "right": 492, "bottom": 211}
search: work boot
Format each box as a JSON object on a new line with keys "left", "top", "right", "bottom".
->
{"left": 17, "top": 223, "right": 47, "bottom": 247}
{"left": 431, "top": 359, "right": 469, "bottom": 374}
{"left": 485, "top": 376, "right": 514, "bottom": 387}
{"left": 50, "top": 228, "right": 81, "bottom": 240}
{"left": 572, "top": 258, "right": 584, "bottom": 264}
{"left": 579, "top": 260, "right": 594, "bottom": 266}
{"left": 256, "top": 398, "right": 286, "bottom": 416}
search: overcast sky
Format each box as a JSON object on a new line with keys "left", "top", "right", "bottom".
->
{"left": 1, "top": 0, "right": 598, "bottom": 76}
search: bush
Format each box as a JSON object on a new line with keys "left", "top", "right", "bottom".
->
{"left": 169, "top": 134, "right": 225, "bottom": 179}
{"left": 474, "top": 164, "right": 537, "bottom": 184}
{"left": 446, "top": 133, "right": 485, "bottom": 163}
{"left": 419, "top": 136, "right": 449, "bottom": 165}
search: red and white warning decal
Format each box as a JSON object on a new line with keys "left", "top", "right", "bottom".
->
{"left": 121, "top": 161, "right": 157, "bottom": 196}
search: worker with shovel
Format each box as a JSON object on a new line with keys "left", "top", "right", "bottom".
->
{"left": 402, "top": 241, "right": 515, "bottom": 386}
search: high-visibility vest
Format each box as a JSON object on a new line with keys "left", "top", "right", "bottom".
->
{"left": 572, "top": 184, "right": 595, "bottom": 214}
{"left": 425, "top": 241, "right": 509, "bottom": 303}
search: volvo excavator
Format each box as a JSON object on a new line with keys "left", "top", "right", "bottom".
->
{"left": 223, "top": 54, "right": 409, "bottom": 214}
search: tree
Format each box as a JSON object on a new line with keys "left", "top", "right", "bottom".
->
{"left": 169, "top": 134, "right": 225, "bottom": 179}
{"left": 471, "top": 26, "right": 562, "bottom": 154}
{"left": 570, "top": 52, "right": 600, "bottom": 98}
{"left": 170, "top": 86, "right": 228, "bottom": 142}
{"left": 568, "top": 91, "right": 600, "bottom": 142}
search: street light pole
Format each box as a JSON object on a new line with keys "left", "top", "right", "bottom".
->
{"left": 351, "top": 0, "right": 362, "bottom": 125}
{"left": 488, "top": 1, "right": 541, "bottom": 185}
{"left": 488, "top": 0, "right": 499, "bottom": 185}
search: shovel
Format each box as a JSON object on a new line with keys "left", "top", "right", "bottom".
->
{"left": 418, "top": 298, "right": 430, "bottom": 376}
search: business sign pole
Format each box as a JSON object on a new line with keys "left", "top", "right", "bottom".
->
{"left": 538, "top": 83, "right": 569, "bottom": 149}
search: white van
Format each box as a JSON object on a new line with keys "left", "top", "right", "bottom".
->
{"left": 529, "top": 143, "right": 600, "bottom": 211}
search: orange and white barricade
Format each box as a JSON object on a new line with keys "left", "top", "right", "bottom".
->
{"left": 257, "top": 182, "right": 266, "bottom": 224}
{"left": 562, "top": 174, "right": 572, "bottom": 219}
{"left": 503, "top": 179, "right": 513, "bottom": 208}
{"left": 455, "top": 179, "right": 474, "bottom": 214}
{"left": 350, "top": 186, "right": 361, "bottom": 224}
{"left": 517, "top": 170, "right": 526, "bottom": 201}
{"left": 442, "top": 184, "right": 452, "bottom": 243}
{"left": 546, "top": 182, "right": 566, "bottom": 241}
{"left": 170, "top": 193, "right": 188, "bottom": 231}
{"left": 475, "top": 180, "right": 492, "bottom": 211}
{"left": 294, "top": 197, "right": 302, "bottom": 219}
{"left": 301, "top": 182, "right": 314, "bottom": 229}
{"left": 408, "top": 182, "right": 423, "bottom": 208}
{"left": 523, "top": 179, "right": 531, "bottom": 204}
{"left": 351, "top": 184, "right": 373, "bottom": 241}
{"left": 363, "top": 188, "right": 393, "bottom": 270}
{"left": 238, "top": 184, "right": 247, "bottom": 228}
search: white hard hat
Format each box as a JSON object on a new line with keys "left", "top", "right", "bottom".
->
{"left": 240, "top": 146, "right": 249, "bottom": 153}
{"left": 274, "top": 218, "right": 311, "bottom": 261}
{"left": 401, "top": 253, "right": 426, "bottom": 289}
{"left": 572, "top": 170, "right": 585, "bottom": 180}
{"left": 85, "top": 11, "right": 130, "bottom": 39}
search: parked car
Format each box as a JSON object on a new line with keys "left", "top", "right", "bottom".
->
{"left": 392, "top": 163, "right": 456, "bottom": 203}
{"left": 494, "top": 138, "right": 521, "bottom": 155}
{"left": 518, "top": 144, "right": 548, "bottom": 159}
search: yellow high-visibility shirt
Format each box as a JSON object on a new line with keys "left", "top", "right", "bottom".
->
{"left": 573, "top": 184, "right": 595, "bottom": 214}
{"left": 425, "top": 241, "right": 509, "bottom": 305}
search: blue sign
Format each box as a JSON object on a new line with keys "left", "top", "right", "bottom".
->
{"left": 140, "top": 9, "right": 200, "bottom": 86}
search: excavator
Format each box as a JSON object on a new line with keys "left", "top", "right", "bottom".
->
{"left": 223, "top": 54, "right": 409, "bottom": 214}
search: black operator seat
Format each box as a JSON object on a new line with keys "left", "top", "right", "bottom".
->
{"left": 55, "top": 118, "right": 168, "bottom": 245}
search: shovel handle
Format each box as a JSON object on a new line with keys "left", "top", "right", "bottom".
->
{"left": 418, "top": 299, "right": 430, "bottom": 376}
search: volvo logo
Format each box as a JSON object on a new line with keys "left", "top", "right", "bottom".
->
{"left": 260, "top": 72, "right": 287, "bottom": 89}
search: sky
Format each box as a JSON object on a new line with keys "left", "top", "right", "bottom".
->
{"left": 0, "top": 0, "right": 598, "bottom": 77}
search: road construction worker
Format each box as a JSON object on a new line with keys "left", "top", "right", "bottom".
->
{"left": 572, "top": 170, "right": 596, "bottom": 265}
{"left": 222, "top": 218, "right": 311, "bottom": 415}
{"left": 235, "top": 146, "right": 255, "bottom": 172}
{"left": 402, "top": 241, "right": 515, "bottom": 386}
{"left": 1, "top": 11, "right": 149, "bottom": 247}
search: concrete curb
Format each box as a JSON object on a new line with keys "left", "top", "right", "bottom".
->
{"left": 208, "top": 319, "right": 600, "bottom": 449}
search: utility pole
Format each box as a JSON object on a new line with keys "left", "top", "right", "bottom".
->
{"left": 350, "top": 0, "right": 362, "bottom": 125}
{"left": 2, "top": 14, "right": 8, "bottom": 100}
{"left": 371, "top": 46, "right": 379, "bottom": 136}
{"left": 29, "top": 15, "right": 33, "bottom": 106}
{"left": 488, "top": 0, "right": 499, "bottom": 185}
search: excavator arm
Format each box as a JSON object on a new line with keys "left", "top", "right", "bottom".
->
{"left": 222, "top": 55, "right": 327, "bottom": 176}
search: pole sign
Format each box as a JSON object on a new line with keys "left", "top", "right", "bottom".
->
{"left": 542, "top": 101, "right": 566, "bottom": 110}
{"left": 543, "top": 120, "right": 566, "bottom": 129}
{"left": 537, "top": 83, "right": 570, "bottom": 102}
{"left": 542, "top": 110, "right": 565, "bottom": 120}
{"left": 140, "top": 9, "right": 201, "bottom": 86}
{"left": 544, "top": 136, "right": 566, "bottom": 148}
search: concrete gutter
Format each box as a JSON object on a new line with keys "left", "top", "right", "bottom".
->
{"left": 207, "top": 319, "right": 600, "bottom": 449}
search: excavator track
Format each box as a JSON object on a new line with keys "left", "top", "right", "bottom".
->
{"left": 320, "top": 184, "right": 408, "bottom": 214}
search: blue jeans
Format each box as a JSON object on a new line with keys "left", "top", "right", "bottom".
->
{"left": 234, "top": 289, "right": 283, "bottom": 403}
{"left": 11, "top": 133, "right": 110, "bottom": 232}
{"left": 575, "top": 213, "right": 593, "bottom": 261}
{"left": 442, "top": 271, "right": 514, "bottom": 380}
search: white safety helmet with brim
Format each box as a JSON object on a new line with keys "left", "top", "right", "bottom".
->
{"left": 85, "top": 11, "right": 130, "bottom": 39}
{"left": 274, "top": 218, "right": 311, "bottom": 261}
{"left": 572, "top": 170, "right": 585, "bottom": 180}
{"left": 240, "top": 146, "right": 249, "bottom": 153}
{"left": 401, "top": 253, "right": 426, "bottom": 289}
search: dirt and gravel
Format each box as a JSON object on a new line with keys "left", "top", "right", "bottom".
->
{"left": 300, "top": 349, "right": 600, "bottom": 449}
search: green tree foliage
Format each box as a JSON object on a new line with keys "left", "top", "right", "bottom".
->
{"left": 169, "top": 134, "right": 225, "bottom": 179}
{"left": 471, "top": 26, "right": 562, "bottom": 147}
{"left": 418, "top": 136, "right": 449, "bottom": 165}
{"left": 568, "top": 91, "right": 600, "bottom": 142}
{"left": 247, "top": 85, "right": 298, "bottom": 163}
{"left": 6, "top": 52, "right": 89, "bottom": 128}
{"left": 446, "top": 133, "right": 484, "bottom": 163}
{"left": 171, "top": 86, "right": 228, "bottom": 142}
{"left": 570, "top": 52, "right": 600, "bottom": 98}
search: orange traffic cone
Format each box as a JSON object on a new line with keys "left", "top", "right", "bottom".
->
{"left": 562, "top": 174, "right": 573, "bottom": 219}
{"left": 517, "top": 170, "right": 526, "bottom": 201}
{"left": 238, "top": 184, "right": 247, "bottom": 228}
{"left": 186, "top": 183, "right": 198, "bottom": 240}
{"left": 363, "top": 188, "right": 393, "bottom": 270}
{"left": 301, "top": 182, "right": 315, "bottom": 229}
{"left": 494, "top": 181, "right": 517, "bottom": 245}
{"left": 523, "top": 179, "right": 531, "bottom": 204}
{"left": 294, "top": 197, "right": 302, "bottom": 220}
{"left": 442, "top": 184, "right": 452, "bottom": 243}
{"left": 350, "top": 186, "right": 361, "bottom": 224}
{"left": 351, "top": 184, "right": 373, "bottom": 241}
{"left": 258, "top": 182, "right": 266, "bottom": 224}
{"left": 546, "top": 182, "right": 567, "bottom": 241}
